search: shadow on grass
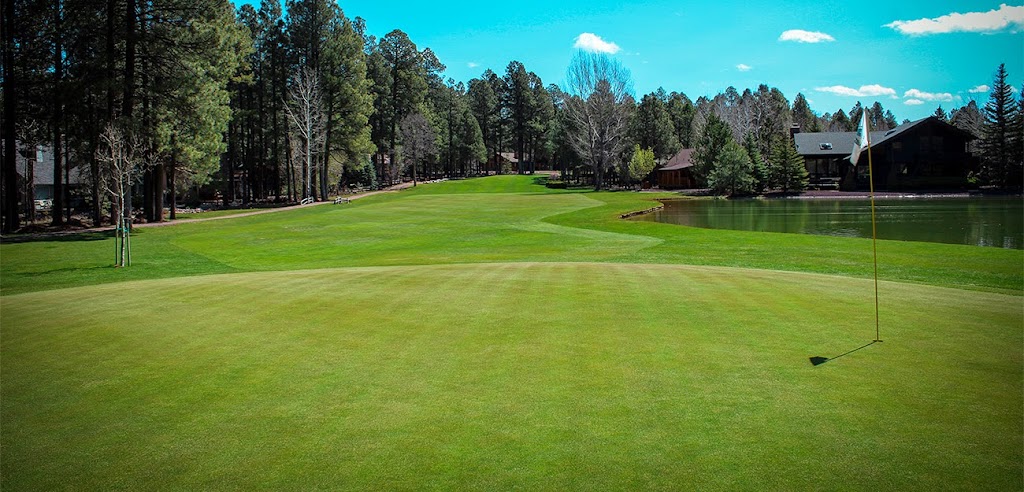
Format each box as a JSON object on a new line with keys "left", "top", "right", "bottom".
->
{"left": 810, "top": 340, "right": 881, "bottom": 366}
{"left": 0, "top": 230, "right": 116, "bottom": 244}
{"left": 16, "top": 264, "right": 115, "bottom": 277}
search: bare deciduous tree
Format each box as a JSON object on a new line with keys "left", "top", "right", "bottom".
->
{"left": 284, "top": 67, "right": 326, "bottom": 201}
{"left": 97, "top": 124, "right": 143, "bottom": 267}
{"left": 399, "top": 112, "right": 436, "bottom": 186}
{"left": 563, "top": 52, "right": 634, "bottom": 190}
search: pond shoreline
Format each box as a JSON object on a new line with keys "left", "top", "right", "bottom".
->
{"left": 655, "top": 189, "right": 1023, "bottom": 201}
{"left": 630, "top": 194, "right": 1023, "bottom": 249}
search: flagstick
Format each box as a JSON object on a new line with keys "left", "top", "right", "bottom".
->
{"left": 865, "top": 125, "right": 881, "bottom": 343}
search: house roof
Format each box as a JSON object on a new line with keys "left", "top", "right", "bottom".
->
{"left": 870, "top": 116, "right": 976, "bottom": 147}
{"left": 499, "top": 152, "right": 518, "bottom": 163}
{"left": 15, "top": 145, "right": 87, "bottom": 185}
{"left": 794, "top": 131, "right": 886, "bottom": 157}
{"left": 794, "top": 116, "right": 977, "bottom": 159}
{"left": 659, "top": 148, "right": 695, "bottom": 171}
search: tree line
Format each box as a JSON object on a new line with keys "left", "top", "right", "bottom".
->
{"left": 3, "top": 0, "right": 1021, "bottom": 233}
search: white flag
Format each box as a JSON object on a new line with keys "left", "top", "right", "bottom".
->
{"left": 850, "top": 110, "right": 870, "bottom": 165}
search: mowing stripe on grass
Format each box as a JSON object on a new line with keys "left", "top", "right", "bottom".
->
{"left": 2, "top": 263, "right": 1020, "bottom": 490}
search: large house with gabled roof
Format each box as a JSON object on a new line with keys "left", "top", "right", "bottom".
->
{"left": 793, "top": 116, "right": 977, "bottom": 190}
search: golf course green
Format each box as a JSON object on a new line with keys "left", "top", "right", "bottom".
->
{"left": 2, "top": 176, "right": 1021, "bottom": 489}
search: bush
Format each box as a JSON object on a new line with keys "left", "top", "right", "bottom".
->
{"left": 545, "top": 180, "right": 567, "bottom": 189}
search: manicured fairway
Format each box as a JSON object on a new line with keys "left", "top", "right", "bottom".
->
{"left": 2, "top": 263, "right": 1021, "bottom": 490}
{"left": 1, "top": 175, "right": 1022, "bottom": 490}
{"left": 1, "top": 176, "right": 1021, "bottom": 295}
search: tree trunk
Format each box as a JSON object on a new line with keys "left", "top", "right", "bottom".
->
{"left": 168, "top": 155, "right": 176, "bottom": 220}
{"left": 64, "top": 137, "right": 70, "bottom": 223}
{"left": 272, "top": 80, "right": 280, "bottom": 201}
{"left": 51, "top": 0, "right": 64, "bottom": 225}
{"left": 322, "top": 99, "right": 332, "bottom": 199}
{"left": 90, "top": 131, "right": 101, "bottom": 226}
{"left": 1, "top": 0, "right": 17, "bottom": 233}
{"left": 285, "top": 132, "right": 293, "bottom": 201}
{"left": 143, "top": 170, "right": 153, "bottom": 220}
{"left": 154, "top": 163, "right": 164, "bottom": 221}
{"left": 123, "top": 0, "right": 135, "bottom": 119}
{"left": 25, "top": 147, "right": 35, "bottom": 223}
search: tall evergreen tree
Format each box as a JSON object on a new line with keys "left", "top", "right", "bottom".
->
{"left": 367, "top": 29, "right": 426, "bottom": 184}
{"left": 502, "top": 61, "right": 531, "bottom": 173}
{"left": 630, "top": 92, "right": 680, "bottom": 161}
{"left": 665, "top": 91, "right": 696, "bottom": 148}
{"left": 467, "top": 76, "right": 499, "bottom": 172}
{"left": 692, "top": 112, "right": 732, "bottom": 185}
{"left": 743, "top": 132, "right": 769, "bottom": 193}
{"left": 320, "top": 7, "right": 374, "bottom": 197}
{"left": 526, "top": 73, "right": 555, "bottom": 172}
{"left": 980, "top": 63, "right": 1022, "bottom": 188}
{"left": 707, "top": 139, "right": 755, "bottom": 196}
{"left": 791, "top": 93, "right": 819, "bottom": 132}
{"left": 769, "top": 136, "right": 808, "bottom": 193}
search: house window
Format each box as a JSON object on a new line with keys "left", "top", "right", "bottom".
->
{"left": 819, "top": 143, "right": 833, "bottom": 150}
{"left": 920, "top": 136, "right": 943, "bottom": 152}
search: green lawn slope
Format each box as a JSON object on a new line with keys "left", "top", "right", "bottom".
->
{"left": 1, "top": 175, "right": 1020, "bottom": 295}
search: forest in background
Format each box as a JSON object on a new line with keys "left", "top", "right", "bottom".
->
{"left": 3, "top": 0, "right": 1021, "bottom": 233}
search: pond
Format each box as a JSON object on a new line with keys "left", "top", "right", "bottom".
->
{"left": 632, "top": 196, "right": 1024, "bottom": 249}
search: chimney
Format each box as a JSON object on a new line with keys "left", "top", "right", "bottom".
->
{"left": 789, "top": 123, "right": 801, "bottom": 140}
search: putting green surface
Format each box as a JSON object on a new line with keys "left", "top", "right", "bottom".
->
{"left": 2, "top": 176, "right": 1022, "bottom": 489}
{"left": 2, "top": 263, "right": 1021, "bottom": 490}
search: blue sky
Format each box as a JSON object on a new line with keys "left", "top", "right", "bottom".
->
{"left": 242, "top": 0, "right": 1024, "bottom": 121}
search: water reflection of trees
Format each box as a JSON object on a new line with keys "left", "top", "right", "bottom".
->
{"left": 648, "top": 198, "right": 1022, "bottom": 249}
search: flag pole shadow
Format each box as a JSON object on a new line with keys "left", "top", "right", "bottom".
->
{"left": 810, "top": 340, "right": 881, "bottom": 366}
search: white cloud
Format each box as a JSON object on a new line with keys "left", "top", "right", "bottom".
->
{"left": 904, "top": 99, "right": 925, "bottom": 105}
{"left": 573, "top": 33, "right": 621, "bottom": 54}
{"left": 814, "top": 84, "right": 898, "bottom": 98}
{"left": 903, "top": 88, "right": 954, "bottom": 102}
{"left": 969, "top": 84, "right": 990, "bottom": 93}
{"left": 736, "top": 64, "right": 752, "bottom": 72}
{"left": 778, "top": 29, "right": 836, "bottom": 43}
{"left": 467, "top": 62, "right": 479, "bottom": 69}
{"left": 885, "top": 4, "right": 1024, "bottom": 35}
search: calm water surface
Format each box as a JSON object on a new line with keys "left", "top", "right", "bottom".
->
{"left": 633, "top": 197, "right": 1023, "bottom": 249}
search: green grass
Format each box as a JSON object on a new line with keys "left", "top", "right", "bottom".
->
{"left": 167, "top": 207, "right": 275, "bottom": 220}
{"left": 2, "top": 175, "right": 1022, "bottom": 489}
{"left": 1, "top": 175, "right": 1020, "bottom": 296}
{"left": 3, "top": 263, "right": 1020, "bottom": 490}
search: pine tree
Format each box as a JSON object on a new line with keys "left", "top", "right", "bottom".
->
{"left": 707, "top": 139, "right": 754, "bottom": 196}
{"left": 665, "top": 92, "right": 696, "bottom": 148}
{"left": 769, "top": 136, "right": 808, "bottom": 193}
{"left": 367, "top": 29, "right": 427, "bottom": 184}
{"left": 743, "top": 132, "right": 769, "bottom": 193}
{"left": 630, "top": 92, "right": 680, "bottom": 161}
{"left": 980, "top": 63, "right": 1022, "bottom": 188}
{"left": 692, "top": 112, "right": 732, "bottom": 185}
{"left": 320, "top": 8, "right": 374, "bottom": 195}
{"left": 791, "top": 93, "right": 819, "bottom": 132}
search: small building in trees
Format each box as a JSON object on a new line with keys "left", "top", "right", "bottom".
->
{"left": 793, "top": 116, "right": 977, "bottom": 190}
{"left": 656, "top": 148, "right": 697, "bottom": 189}
{"left": 14, "top": 144, "right": 86, "bottom": 204}
{"left": 486, "top": 152, "right": 519, "bottom": 174}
